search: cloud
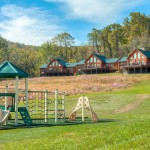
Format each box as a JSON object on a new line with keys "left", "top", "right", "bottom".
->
{"left": 45, "top": 0, "right": 147, "bottom": 25}
{"left": 0, "top": 4, "right": 63, "bottom": 46}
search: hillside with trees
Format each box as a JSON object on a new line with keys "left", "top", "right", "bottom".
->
{"left": 0, "top": 12, "right": 150, "bottom": 77}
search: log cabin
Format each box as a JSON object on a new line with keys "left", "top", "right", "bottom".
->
{"left": 122, "top": 49, "right": 150, "bottom": 73}
{"left": 46, "top": 58, "right": 67, "bottom": 76}
{"left": 82, "top": 53, "right": 107, "bottom": 74}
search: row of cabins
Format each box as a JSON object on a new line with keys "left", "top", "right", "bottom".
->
{"left": 40, "top": 49, "right": 150, "bottom": 76}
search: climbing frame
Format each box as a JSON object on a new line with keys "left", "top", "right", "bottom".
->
{"left": 69, "top": 96, "right": 99, "bottom": 123}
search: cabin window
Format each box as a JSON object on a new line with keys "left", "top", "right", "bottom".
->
{"left": 134, "top": 53, "right": 136, "bottom": 59}
{"left": 138, "top": 53, "right": 140, "bottom": 59}
{"left": 142, "top": 61, "right": 145, "bottom": 65}
{"left": 130, "top": 57, "right": 132, "bottom": 60}
{"left": 94, "top": 57, "right": 97, "bottom": 62}
{"left": 94, "top": 64, "right": 97, "bottom": 67}
{"left": 142, "top": 56, "right": 144, "bottom": 58}
{"left": 90, "top": 57, "right": 93, "bottom": 62}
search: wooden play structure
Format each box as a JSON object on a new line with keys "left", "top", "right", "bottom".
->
{"left": 69, "top": 96, "right": 99, "bottom": 123}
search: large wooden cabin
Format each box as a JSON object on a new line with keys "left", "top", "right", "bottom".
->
{"left": 82, "top": 53, "right": 107, "bottom": 74}
{"left": 46, "top": 58, "right": 67, "bottom": 76}
{"left": 122, "top": 49, "right": 150, "bottom": 73}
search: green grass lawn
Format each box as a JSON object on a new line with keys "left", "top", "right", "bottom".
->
{"left": 0, "top": 80, "right": 150, "bottom": 150}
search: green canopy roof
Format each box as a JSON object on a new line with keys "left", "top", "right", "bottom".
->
{"left": 0, "top": 61, "right": 29, "bottom": 78}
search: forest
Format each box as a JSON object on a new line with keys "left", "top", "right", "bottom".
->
{"left": 0, "top": 12, "right": 150, "bottom": 77}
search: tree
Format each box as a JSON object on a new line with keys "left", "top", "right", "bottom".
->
{"left": 88, "top": 28, "right": 101, "bottom": 53}
{"left": 128, "top": 12, "right": 150, "bottom": 49}
{"left": 0, "top": 35, "right": 9, "bottom": 62}
{"left": 39, "top": 41, "right": 60, "bottom": 63}
{"left": 108, "top": 24, "right": 124, "bottom": 57}
{"left": 51, "top": 32, "right": 75, "bottom": 61}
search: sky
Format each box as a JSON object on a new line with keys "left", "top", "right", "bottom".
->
{"left": 0, "top": 0, "right": 150, "bottom": 46}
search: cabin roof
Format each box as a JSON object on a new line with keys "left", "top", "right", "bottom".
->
{"left": 138, "top": 49, "right": 150, "bottom": 58}
{"left": 65, "top": 63, "right": 77, "bottom": 67}
{"left": 118, "top": 57, "right": 127, "bottom": 62}
{"left": 40, "top": 64, "right": 48, "bottom": 69}
{"left": 76, "top": 60, "right": 85, "bottom": 65}
{"left": 56, "top": 58, "right": 66, "bottom": 66}
{"left": 94, "top": 53, "right": 107, "bottom": 62}
{"left": 105, "top": 58, "right": 119, "bottom": 63}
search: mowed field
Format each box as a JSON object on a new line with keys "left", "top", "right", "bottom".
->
{"left": 0, "top": 74, "right": 150, "bottom": 150}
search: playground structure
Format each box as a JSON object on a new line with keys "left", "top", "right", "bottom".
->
{"left": 0, "top": 61, "right": 99, "bottom": 128}
{"left": 0, "top": 61, "right": 29, "bottom": 126}
{"left": 0, "top": 86, "right": 66, "bottom": 126}
{"left": 69, "top": 96, "right": 99, "bottom": 123}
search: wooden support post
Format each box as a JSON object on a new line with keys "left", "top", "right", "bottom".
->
{"left": 140, "top": 66, "right": 142, "bottom": 73}
{"left": 134, "top": 67, "right": 135, "bottom": 74}
{"left": 5, "top": 84, "right": 8, "bottom": 111}
{"left": 55, "top": 89, "right": 58, "bottom": 123}
{"left": 15, "top": 76, "right": 19, "bottom": 126}
{"left": 44, "top": 89, "right": 48, "bottom": 123}
{"left": 82, "top": 96, "right": 85, "bottom": 122}
{"left": 62, "top": 92, "right": 65, "bottom": 121}
{"left": 5, "top": 84, "right": 8, "bottom": 125}
{"left": 25, "top": 78, "right": 28, "bottom": 110}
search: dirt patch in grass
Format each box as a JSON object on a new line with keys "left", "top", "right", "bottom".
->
{"left": 114, "top": 94, "right": 150, "bottom": 114}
